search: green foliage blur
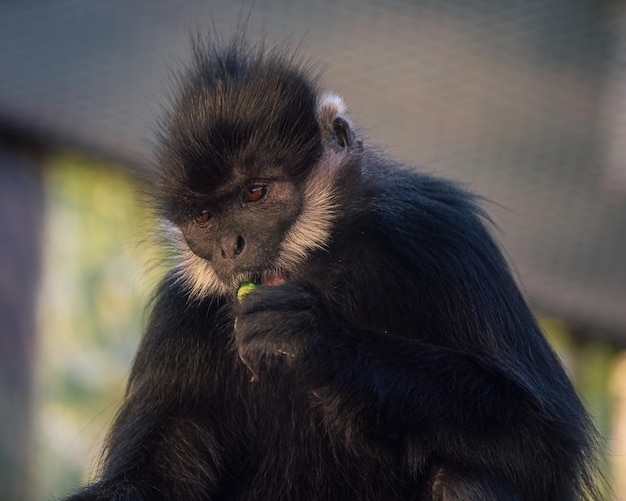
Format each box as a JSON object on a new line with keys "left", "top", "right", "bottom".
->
{"left": 34, "top": 153, "right": 162, "bottom": 499}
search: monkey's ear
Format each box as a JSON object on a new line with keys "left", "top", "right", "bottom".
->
{"left": 332, "top": 117, "right": 353, "bottom": 149}
{"left": 317, "top": 93, "right": 355, "bottom": 150}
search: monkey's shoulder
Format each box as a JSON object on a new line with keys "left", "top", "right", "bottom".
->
{"left": 355, "top": 164, "right": 491, "bottom": 249}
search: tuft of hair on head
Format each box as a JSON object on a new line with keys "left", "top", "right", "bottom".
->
{"left": 155, "top": 33, "right": 326, "bottom": 197}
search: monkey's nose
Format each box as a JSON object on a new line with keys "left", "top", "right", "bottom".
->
{"left": 220, "top": 235, "right": 245, "bottom": 259}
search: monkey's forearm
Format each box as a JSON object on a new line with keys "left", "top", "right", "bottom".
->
{"left": 310, "top": 324, "right": 531, "bottom": 429}
{"left": 235, "top": 282, "right": 529, "bottom": 427}
{"left": 67, "top": 404, "right": 227, "bottom": 501}
{"left": 307, "top": 325, "right": 561, "bottom": 477}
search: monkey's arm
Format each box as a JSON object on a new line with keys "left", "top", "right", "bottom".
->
{"left": 233, "top": 282, "right": 575, "bottom": 498}
{"left": 65, "top": 281, "right": 236, "bottom": 500}
{"left": 235, "top": 281, "right": 536, "bottom": 428}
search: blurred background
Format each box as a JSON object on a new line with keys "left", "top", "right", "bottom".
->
{"left": 0, "top": 1, "right": 625, "bottom": 499}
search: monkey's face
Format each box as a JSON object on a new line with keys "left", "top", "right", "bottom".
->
{"left": 156, "top": 53, "right": 356, "bottom": 300}
{"left": 178, "top": 175, "right": 303, "bottom": 290}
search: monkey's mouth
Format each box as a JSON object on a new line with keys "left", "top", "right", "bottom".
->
{"left": 260, "top": 270, "right": 289, "bottom": 286}
{"left": 236, "top": 270, "right": 289, "bottom": 290}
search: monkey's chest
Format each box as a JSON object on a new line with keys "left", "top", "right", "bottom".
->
{"left": 217, "top": 383, "right": 427, "bottom": 500}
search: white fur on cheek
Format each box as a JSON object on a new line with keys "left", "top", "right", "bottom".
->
{"left": 276, "top": 93, "right": 351, "bottom": 270}
{"left": 276, "top": 151, "right": 343, "bottom": 270}
{"left": 161, "top": 222, "right": 230, "bottom": 300}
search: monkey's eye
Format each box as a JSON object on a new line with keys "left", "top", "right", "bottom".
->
{"left": 244, "top": 185, "right": 267, "bottom": 203}
{"left": 192, "top": 209, "right": 212, "bottom": 226}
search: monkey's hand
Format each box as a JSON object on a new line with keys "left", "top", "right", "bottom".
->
{"left": 232, "top": 281, "right": 325, "bottom": 376}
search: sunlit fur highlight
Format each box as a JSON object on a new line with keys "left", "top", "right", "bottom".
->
{"left": 317, "top": 93, "right": 348, "bottom": 138}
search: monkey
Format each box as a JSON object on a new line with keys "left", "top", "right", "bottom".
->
{"left": 64, "top": 36, "right": 600, "bottom": 500}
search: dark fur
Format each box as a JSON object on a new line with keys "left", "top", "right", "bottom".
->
{"left": 66, "top": 37, "right": 599, "bottom": 500}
